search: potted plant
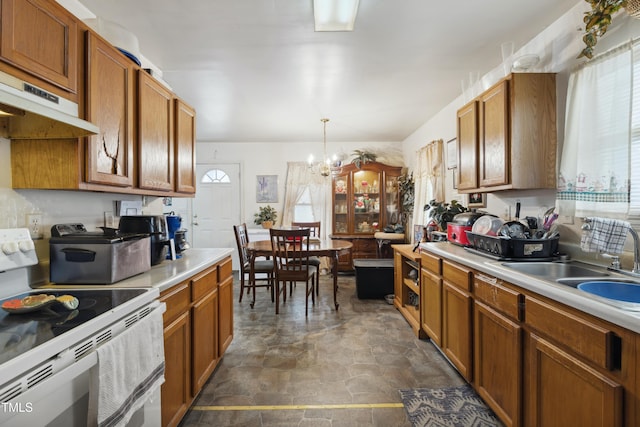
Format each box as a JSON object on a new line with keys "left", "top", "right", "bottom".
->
{"left": 254, "top": 205, "right": 277, "bottom": 228}
{"left": 578, "top": 0, "right": 628, "bottom": 59}
{"left": 424, "top": 199, "right": 468, "bottom": 231}
{"left": 350, "top": 150, "right": 377, "bottom": 168}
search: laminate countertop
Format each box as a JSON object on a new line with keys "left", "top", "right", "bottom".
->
{"left": 37, "top": 248, "right": 234, "bottom": 293}
{"left": 419, "top": 241, "right": 640, "bottom": 334}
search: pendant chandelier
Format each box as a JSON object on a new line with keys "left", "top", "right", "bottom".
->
{"left": 308, "top": 118, "right": 341, "bottom": 177}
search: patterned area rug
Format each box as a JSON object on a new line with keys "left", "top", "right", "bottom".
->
{"left": 399, "top": 385, "right": 501, "bottom": 427}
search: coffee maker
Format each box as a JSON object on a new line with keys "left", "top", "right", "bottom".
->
{"left": 165, "top": 213, "right": 183, "bottom": 259}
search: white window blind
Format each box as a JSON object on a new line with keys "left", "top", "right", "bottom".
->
{"left": 629, "top": 41, "right": 640, "bottom": 217}
{"left": 558, "top": 41, "right": 632, "bottom": 218}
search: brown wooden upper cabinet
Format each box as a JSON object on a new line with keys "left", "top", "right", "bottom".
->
{"left": 138, "top": 70, "right": 175, "bottom": 192}
{"left": 85, "top": 31, "right": 134, "bottom": 188}
{"left": 0, "top": 0, "right": 78, "bottom": 99}
{"left": 174, "top": 98, "right": 196, "bottom": 194}
{"left": 456, "top": 73, "right": 557, "bottom": 193}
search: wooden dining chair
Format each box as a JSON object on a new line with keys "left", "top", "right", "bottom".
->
{"left": 270, "top": 227, "right": 318, "bottom": 315}
{"left": 291, "top": 221, "right": 322, "bottom": 296}
{"left": 233, "top": 223, "right": 275, "bottom": 308}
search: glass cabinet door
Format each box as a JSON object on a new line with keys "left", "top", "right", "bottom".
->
{"left": 352, "top": 170, "right": 381, "bottom": 233}
{"left": 385, "top": 174, "right": 400, "bottom": 224}
{"left": 333, "top": 174, "right": 349, "bottom": 234}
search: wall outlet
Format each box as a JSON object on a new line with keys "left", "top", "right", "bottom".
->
{"left": 26, "top": 213, "right": 43, "bottom": 239}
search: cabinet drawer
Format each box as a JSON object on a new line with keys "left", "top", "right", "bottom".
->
{"left": 525, "top": 296, "right": 620, "bottom": 370}
{"left": 218, "top": 256, "right": 233, "bottom": 282}
{"left": 191, "top": 266, "right": 218, "bottom": 302}
{"left": 473, "top": 274, "right": 522, "bottom": 321}
{"left": 421, "top": 252, "right": 441, "bottom": 275}
{"left": 160, "top": 280, "right": 191, "bottom": 325}
{"left": 443, "top": 260, "right": 472, "bottom": 292}
{"left": 355, "top": 238, "right": 377, "bottom": 256}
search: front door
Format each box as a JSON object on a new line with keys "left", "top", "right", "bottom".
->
{"left": 191, "top": 163, "right": 241, "bottom": 269}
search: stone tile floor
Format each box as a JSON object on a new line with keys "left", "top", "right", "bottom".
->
{"left": 180, "top": 273, "right": 465, "bottom": 426}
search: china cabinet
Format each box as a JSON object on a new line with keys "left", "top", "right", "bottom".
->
{"left": 330, "top": 162, "right": 402, "bottom": 270}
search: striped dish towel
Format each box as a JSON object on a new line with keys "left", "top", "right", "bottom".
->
{"left": 580, "top": 217, "right": 631, "bottom": 254}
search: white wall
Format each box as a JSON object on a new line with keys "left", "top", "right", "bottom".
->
{"left": 196, "top": 140, "right": 403, "bottom": 227}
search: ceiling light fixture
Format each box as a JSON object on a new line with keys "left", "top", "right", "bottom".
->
{"left": 308, "top": 118, "right": 340, "bottom": 177}
{"left": 313, "top": 0, "right": 360, "bottom": 32}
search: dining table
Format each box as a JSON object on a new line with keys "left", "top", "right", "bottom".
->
{"left": 245, "top": 237, "right": 353, "bottom": 310}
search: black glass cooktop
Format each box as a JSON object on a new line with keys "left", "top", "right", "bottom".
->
{"left": 0, "top": 289, "right": 147, "bottom": 365}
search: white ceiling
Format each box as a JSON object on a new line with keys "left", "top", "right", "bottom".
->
{"left": 76, "top": 0, "right": 579, "bottom": 143}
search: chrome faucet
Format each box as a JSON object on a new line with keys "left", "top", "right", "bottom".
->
{"left": 629, "top": 227, "right": 640, "bottom": 274}
{"left": 583, "top": 218, "right": 640, "bottom": 277}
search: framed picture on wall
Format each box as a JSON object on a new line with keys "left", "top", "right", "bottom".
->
{"left": 468, "top": 192, "right": 486, "bottom": 208}
{"left": 256, "top": 175, "right": 278, "bottom": 202}
{"left": 446, "top": 138, "right": 457, "bottom": 170}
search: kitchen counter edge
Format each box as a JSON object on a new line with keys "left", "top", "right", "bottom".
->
{"left": 420, "top": 242, "right": 640, "bottom": 333}
{"left": 36, "top": 248, "right": 234, "bottom": 293}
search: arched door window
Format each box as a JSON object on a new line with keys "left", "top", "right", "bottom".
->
{"left": 201, "top": 169, "right": 230, "bottom": 183}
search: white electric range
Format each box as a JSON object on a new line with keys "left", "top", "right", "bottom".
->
{"left": 0, "top": 228, "right": 163, "bottom": 426}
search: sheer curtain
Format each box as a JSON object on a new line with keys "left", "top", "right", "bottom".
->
{"left": 412, "top": 139, "right": 445, "bottom": 226}
{"left": 281, "top": 162, "right": 330, "bottom": 238}
{"left": 557, "top": 42, "right": 632, "bottom": 218}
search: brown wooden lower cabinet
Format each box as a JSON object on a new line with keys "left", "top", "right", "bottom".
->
{"left": 191, "top": 287, "right": 218, "bottom": 395}
{"left": 474, "top": 300, "right": 522, "bottom": 427}
{"left": 161, "top": 309, "right": 190, "bottom": 427}
{"left": 160, "top": 256, "right": 233, "bottom": 427}
{"left": 442, "top": 281, "right": 473, "bottom": 381}
{"left": 527, "top": 333, "right": 623, "bottom": 427}
{"left": 420, "top": 268, "right": 442, "bottom": 346}
{"left": 418, "top": 249, "right": 638, "bottom": 427}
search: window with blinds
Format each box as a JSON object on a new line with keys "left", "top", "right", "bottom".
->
{"left": 558, "top": 40, "right": 640, "bottom": 220}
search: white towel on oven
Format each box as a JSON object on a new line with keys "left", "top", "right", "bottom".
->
{"left": 580, "top": 217, "right": 631, "bottom": 254}
{"left": 88, "top": 305, "right": 165, "bottom": 427}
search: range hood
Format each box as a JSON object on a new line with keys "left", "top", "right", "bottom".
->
{"left": 0, "top": 70, "right": 98, "bottom": 139}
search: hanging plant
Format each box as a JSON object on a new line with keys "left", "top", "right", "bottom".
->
{"left": 578, "top": 0, "right": 627, "bottom": 59}
{"left": 350, "top": 150, "right": 377, "bottom": 169}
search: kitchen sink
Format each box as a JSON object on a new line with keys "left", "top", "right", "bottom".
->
{"left": 500, "top": 261, "right": 610, "bottom": 281}
{"left": 576, "top": 281, "right": 640, "bottom": 311}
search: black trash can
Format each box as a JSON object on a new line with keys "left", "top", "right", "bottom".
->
{"left": 353, "top": 258, "right": 395, "bottom": 299}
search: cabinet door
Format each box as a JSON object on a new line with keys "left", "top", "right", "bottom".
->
{"left": 0, "top": 0, "right": 77, "bottom": 94}
{"left": 479, "top": 80, "right": 509, "bottom": 187}
{"left": 527, "top": 333, "right": 623, "bottom": 427}
{"left": 332, "top": 171, "right": 350, "bottom": 234}
{"left": 384, "top": 172, "right": 400, "bottom": 225}
{"left": 474, "top": 300, "right": 522, "bottom": 427}
{"left": 85, "top": 32, "right": 134, "bottom": 187}
{"left": 442, "top": 281, "right": 472, "bottom": 380}
{"left": 420, "top": 268, "right": 442, "bottom": 346}
{"left": 161, "top": 310, "right": 191, "bottom": 427}
{"left": 138, "top": 70, "right": 174, "bottom": 191}
{"left": 174, "top": 99, "right": 196, "bottom": 194}
{"left": 218, "top": 275, "right": 234, "bottom": 356}
{"left": 191, "top": 287, "right": 218, "bottom": 396}
{"left": 456, "top": 101, "right": 478, "bottom": 190}
{"left": 352, "top": 169, "right": 381, "bottom": 233}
